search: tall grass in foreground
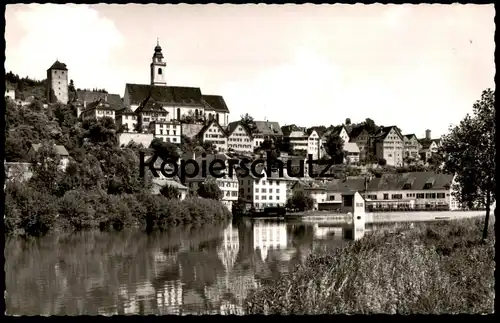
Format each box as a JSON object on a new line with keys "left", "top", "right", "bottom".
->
{"left": 245, "top": 218, "right": 495, "bottom": 314}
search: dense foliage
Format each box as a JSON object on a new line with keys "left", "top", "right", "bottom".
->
{"left": 441, "top": 89, "right": 496, "bottom": 240}
{"left": 4, "top": 98, "right": 231, "bottom": 236}
{"left": 287, "top": 190, "right": 315, "bottom": 211}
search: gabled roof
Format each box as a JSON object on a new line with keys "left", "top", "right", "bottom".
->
{"left": 325, "top": 178, "right": 367, "bottom": 193}
{"left": 281, "top": 124, "right": 303, "bottom": 137}
{"left": 202, "top": 94, "right": 230, "bottom": 113}
{"left": 306, "top": 127, "right": 326, "bottom": 137}
{"left": 374, "top": 126, "right": 403, "bottom": 142}
{"left": 135, "top": 96, "right": 166, "bottom": 113}
{"left": 198, "top": 120, "right": 228, "bottom": 138}
{"left": 48, "top": 60, "right": 68, "bottom": 71}
{"left": 348, "top": 125, "right": 369, "bottom": 141}
{"left": 84, "top": 99, "right": 116, "bottom": 112}
{"left": 227, "top": 121, "right": 251, "bottom": 137}
{"left": 116, "top": 106, "right": 136, "bottom": 115}
{"left": 404, "top": 134, "right": 418, "bottom": 140}
{"left": 254, "top": 121, "right": 283, "bottom": 136}
{"left": 31, "top": 144, "right": 69, "bottom": 156}
{"left": 344, "top": 142, "right": 360, "bottom": 153}
{"left": 125, "top": 83, "right": 203, "bottom": 106}
{"left": 76, "top": 91, "right": 123, "bottom": 110}
{"left": 366, "top": 172, "right": 453, "bottom": 191}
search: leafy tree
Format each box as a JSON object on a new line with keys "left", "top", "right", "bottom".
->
{"left": 325, "top": 133, "right": 345, "bottom": 164}
{"left": 202, "top": 141, "right": 217, "bottom": 155}
{"left": 150, "top": 138, "right": 180, "bottom": 162}
{"left": 240, "top": 113, "right": 257, "bottom": 134}
{"left": 441, "top": 89, "right": 495, "bottom": 241}
{"left": 82, "top": 117, "right": 117, "bottom": 147}
{"left": 345, "top": 118, "right": 351, "bottom": 125}
{"left": 160, "top": 185, "right": 181, "bottom": 199}
{"left": 28, "top": 141, "right": 63, "bottom": 195}
{"left": 287, "top": 190, "right": 314, "bottom": 211}
{"left": 378, "top": 158, "right": 387, "bottom": 166}
{"left": 364, "top": 118, "right": 379, "bottom": 134}
{"left": 197, "top": 178, "right": 223, "bottom": 200}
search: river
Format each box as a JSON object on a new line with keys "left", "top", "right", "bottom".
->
{"left": 5, "top": 218, "right": 378, "bottom": 316}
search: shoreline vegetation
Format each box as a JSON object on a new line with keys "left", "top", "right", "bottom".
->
{"left": 5, "top": 182, "right": 232, "bottom": 236}
{"left": 244, "top": 217, "right": 495, "bottom": 314}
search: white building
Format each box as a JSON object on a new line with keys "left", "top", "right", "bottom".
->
{"left": 150, "top": 120, "right": 182, "bottom": 144}
{"left": 80, "top": 97, "right": 116, "bottom": 122}
{"left": 183, "top": 153, "right": 239, "bottom": 210}
{"left": 306, "top": 129, "right": 322, "bottom": 159}
{"left": 238, "top": 164, "right": 296, "bottom": 211}
{"left": 198, "top": 120, "right": 228, "bottom": 153}
{"left": 226, "top": 121, "right": 253, "bottom": 154}
{"left": 123, "top": 41, "right": 230, "bottom": 126}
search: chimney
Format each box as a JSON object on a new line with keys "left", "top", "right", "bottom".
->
{"left": 425, "top": 129, "right": 431, "bottom": 140}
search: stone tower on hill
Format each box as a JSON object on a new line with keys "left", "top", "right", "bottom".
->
{"left": 46, "top": 60, "right": 69, "bottom": 104}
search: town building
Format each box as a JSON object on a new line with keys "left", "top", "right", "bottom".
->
{"left": 80, "top": 97, "right": 116, "bottom": 121}
{"left": 28, "top": 143, "right": 70, "bottom": 170}
{"left": 238, "top": 164, "right": 296, "bottom": 211}
{"left": 5, "top": 83, "right": 15, "bottom": 100}
{"left": 151, "top": 178, "right": 188, "bottom": 199}
{"left": 150, "top": 120, "right": 182, "bottom": 144}
{"left": 373, "top": 126, "right": 404, "bottom": 167}
{"left": 226, "top": 121, "right": 253, "bottom": 154}
{"left": 135, "top": 95, "right": 170, "bottom": 130}
{"left": 281, "top": 125, "right": 308, "bottom": 152}
{"left": 115, "top": 106, "right": 138, "bottom": 132}
{"left": 198, "top": 120, "right": 228, "bottom": 153}
{"left": 122, "top": 41, "right": 230, "bottom": 126}
{"left": 403, "top": 134, "right": 421, "bottom": 162}
{"left": 343, "top": 142, "right": 360, "bottom": 164}
{"left": 182, "top": 153, "right": 239, "bottom": 210}
{"left": 306, "top": 129, "right": 322, "bottom": 160}
{"left": 348, "top": 125, "right": 373, "bottom": 163}
{"left": 75, "top": 90, "right": 123, "bottom": 117}
{"left": 418, "top": 130, "right": 441, "bottom": 162}
{"left": 363, "top": 171, "right": 454, "bottom": 211}
{"left": 252, "top": 121, "right": 283, "bottom": 148}
{"left": 46, "top": 60, "right": 69, "bottom": 104}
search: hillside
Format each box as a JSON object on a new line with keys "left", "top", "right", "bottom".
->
{"left": 5, "top": 71, "right": 47, "bottom": 101}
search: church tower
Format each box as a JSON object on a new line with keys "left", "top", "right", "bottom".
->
{"left": 150, "top": 39, "right": 167, "bottom": 86}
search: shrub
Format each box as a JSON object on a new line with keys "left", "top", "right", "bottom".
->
{"left": 4, "top": 181, "right": 58, "bottom": 236}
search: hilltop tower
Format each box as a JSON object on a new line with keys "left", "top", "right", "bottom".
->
{"left": 150, "top": 39, "right": 167, "bottom": 86}
{"left": 46, "top": 60, "right": 69, "bottom": 104}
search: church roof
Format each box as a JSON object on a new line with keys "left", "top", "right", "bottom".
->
{"left": 202, "top": 94, "right": 230, "bottom": 113}
{"left": 76, "top": 90, "right": 123, "bottom": 110}
{"left": 48, "top": 60, "right": 68, "bottom": 71}
{"left": 124, "top": 83, "right": 230, "bottom": 113}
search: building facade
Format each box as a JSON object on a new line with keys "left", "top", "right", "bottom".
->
{"left": 150, "top": 120, "right": 182, "bottom": 144}
{"left": 226, "top": 121, "right": 253, "bottom": 154}
{"left": 403, "top": 134, "right": 421, "bottom": 161}
{"left": 198, "top": 120, "right": 228, "bottom": 153}
{"left": 373, "top": 126, "right": 404, "bottom": 167}
{"left": 46, "top": 60, "right": 69, "bottom": 104}
{"left": 123, "top": 42, "right": 230, "bottom": 126}
{"left": 80, "top": 98, "right": 116, "bottom": 121}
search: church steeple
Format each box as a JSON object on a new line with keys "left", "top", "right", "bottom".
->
{"left": 151, "top": 38, "right": 167, "bottom": 86}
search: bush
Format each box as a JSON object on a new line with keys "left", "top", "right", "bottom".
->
{"left": 4, "top": 182, "right": 58, "bottom": 236}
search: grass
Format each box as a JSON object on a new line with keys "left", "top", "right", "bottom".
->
{"left": 244, "top": 217, "right": 495, "bottom": 314}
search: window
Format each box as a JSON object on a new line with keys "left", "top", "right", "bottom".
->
{"left": 329, "top": 195, "right": 335, "bottom": 200}
{"left": 416, "top": 193, "right": 425, "bottom": 199}
{"left": 158, "top": 68, "right": 163, "bottom": 75}
{"left": 276, "top": 189, "right": 280, "bottom": 193}
{"left": 269, "top": 196, "right": 273, "bottom": 200}
{"left": 255, "top": 188, "right": 259, "bottom": 193}
{"left": 261, "top": 195, "right": 267, "bottom": 200}
{"left": 383, "top": 194, "right": 389, "bottom": 200}
{"left": 255, "top": 196, "right": 259, "bottom": 200}
{"left": 269, "top": 188, "right": 273, "bottom": 193}
{"left": 437, "top": 193, "right": 445, "bottom": 199}
{"left": 261, "top": 188, "right": 267, "bottom": 193}
{"left": 276, "top": 196, "right": 279, "bottom": 201}
{"left": 392, "top": 194, "right": 403, "bottom": 199}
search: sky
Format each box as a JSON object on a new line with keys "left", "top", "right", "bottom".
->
{"left": 5, "top": 4, "right": 495, "bottom": 138}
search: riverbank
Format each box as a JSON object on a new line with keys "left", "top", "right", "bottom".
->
{"left": 289, "top": 210, "right": 487, "bottom": 223}
{"left": 5, "top": 183, "right": 232, "bottom": 236}
{"left": 244, "top": 217, "right": 495, "bottom": 314}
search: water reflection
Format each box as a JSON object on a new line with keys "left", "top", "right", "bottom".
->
{"left": 6, "top": 219, "right": 357, "bottom": 316}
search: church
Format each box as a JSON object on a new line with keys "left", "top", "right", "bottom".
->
{"left": 122, "top": 41, "right": 230, "bottom": 126}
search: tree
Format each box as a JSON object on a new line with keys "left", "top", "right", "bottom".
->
{"left": 160, "top": 185, "right": 181, "bottom": 199}
{"left": 150, "top": 138, "right": 180, "bottom": 162}
{"left": 82, "top": 117, "right": 117, "bottom": 147}
{"left": 240, "top": 113, "right": 257, "bottom": 134}
{"left": 324, "top": 133, "right": 345, "bottom": 164}
{"left": 197, "top": 178, "right": 223, "bottom": 200}
{"left": 202, "top": 141, "right": 217, "bottom": 155}
{"left": 28, "top": 142, "right": 63, "bottom": 195}
{"left": 287, "top": 190, "right": 314, "bottom": 211}
{"left": 441, "top": 89, "right": 495, "bottom": 241}
{"left": 364, "top": 118, "right": 378, "bottom": 134}
{"left": 345, "top": 118, "right": 351, "bottom": 125}
{"left": 378, "top": 158, "right": 387, "bottom": 166}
